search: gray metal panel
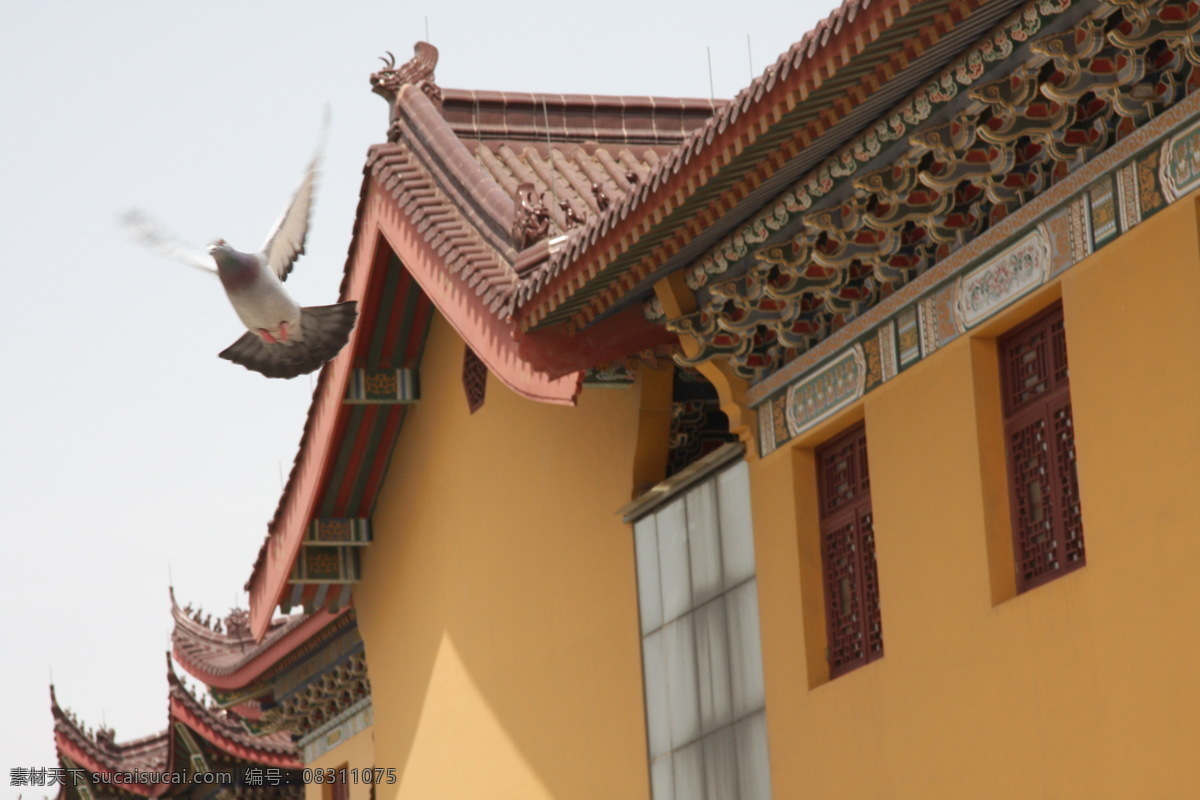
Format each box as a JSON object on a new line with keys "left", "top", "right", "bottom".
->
{"left": 695, "top": 596, "right": 733, "bottom": 734}
{"left": 717, "top": 461, "right": 756, "bottom": 588}
{"left": 735, "top": 711, "right": 773, "bottom": 800}
{"left": 635, "top": 515, "right": 664, "bottom": 633}
{"left": 686, "top": 480, "right": 723, "bottom": 606}
{"left": 650, "top": 756, "right": 674, "bottom": 800}
{"left": 673, "top": 740, "right": 706, "bottom": 800}
{"left": 656, "top": 497, "right": 692, "bottom": 625}
{"left": 664, "top": 614, "right": 700, "bottom": 749}
{"left": 703, "top": 726, "right": 739, "bottom": 800}
{"left": 643, "top": 629, "right": 671, "bottom": 759}
{"left": 726, "top": 579, "right": 766, "bottom": 719}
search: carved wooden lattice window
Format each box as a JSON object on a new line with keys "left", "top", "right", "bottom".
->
{"left": 1000, "top": 302, "right": 1085, "bottom": 593}
{"left": 462, "top": 346, "right": 487, "bottom": 414}
{"left": 816, "top": 422, "right": 883, "bottom": 678}
{"left": 330, "top": 775, "right": 349, "bottom": 800}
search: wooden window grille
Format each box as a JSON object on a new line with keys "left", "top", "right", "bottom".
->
{"left": 330, "top": 777, "right": 349, "bottom": 800}
{"left": 999, "top": 302, "right": 1085, "bottom": 593}
{"left": 462, "top": 346, "right": 487, "bottom": 414}
{"left": 816, "top": 421, "right": 882, "bottom": 678}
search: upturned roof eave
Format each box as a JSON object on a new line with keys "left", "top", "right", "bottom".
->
{"left": 166, "top": 658, "right": 300, "bottom": 765}
{"left": 173, "top": 607, "right": 344, "bottom": 690}
{"left": 514, "top": 0, "right": 1003, "bottom": 331}
{"left": 242, "top": 49, "right": 727, "bottom": 635}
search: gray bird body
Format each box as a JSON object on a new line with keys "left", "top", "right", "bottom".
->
{"left": 122, "top": 110, "right": 357, "bottom": 379}
{"left": 212, "top": 247, "right": 301, "bottom": 335}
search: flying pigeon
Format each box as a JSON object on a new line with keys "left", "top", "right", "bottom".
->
{"left": 121, "top": 112, "right": 358, "bottom": 379}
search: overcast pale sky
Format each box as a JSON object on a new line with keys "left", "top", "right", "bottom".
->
{"left": 0, "top": 1, "right": 833, "bottom": 793}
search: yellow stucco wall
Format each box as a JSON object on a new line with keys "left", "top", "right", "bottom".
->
{"left": 353, "top": 311, "right": 655, "bottom": 800}
{"left": 303, "top": 727, "right": 376, "bottom": 800}
{"left": 751, "top": 197, "right": 1200, "bottom": 799}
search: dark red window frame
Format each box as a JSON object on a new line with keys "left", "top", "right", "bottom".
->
{"left": 999, "top": 302, "right": 1085, "bottom": 593}
{"left": 816, "top": 421, "right": 883, "bottom": 678}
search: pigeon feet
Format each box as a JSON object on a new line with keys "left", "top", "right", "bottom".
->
{"left": 257, "top": 322, "right": 291, "bottom": 344}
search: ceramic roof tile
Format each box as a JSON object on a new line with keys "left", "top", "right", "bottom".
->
{"left": 52, "top": 661, "right": 300, "bottom": 790}
{"left": 516, "top": 0, "right": 973, "bottom": 327}
{"left": 170, "top": 589, "right": 307, "bottom": 679}
{"left": 247, "top": 0, "right": 984, "bottom": 624}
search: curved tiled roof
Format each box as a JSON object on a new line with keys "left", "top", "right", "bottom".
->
{"left": 170, "top": 589, "right": 306, "bottom": 680}
{"left": 515, "top": 0, "right": 1019, "bottom": 330}
{"left": 245, "top": 0, "right": 1033, "bottom": 631}
{"left": 52, "top": 686, "right": 168, "bottom": 788}
{"left": 368, "top": 81, "right": 720, "bottom": 320}
{"left": 165, "top": 660, "right": 298, "bottom": 764}
{"left": 171, "top": 589, "right": 351, "bottom": 697}
{"left": 52, "top": 663, "right": 300, "bottom": 798}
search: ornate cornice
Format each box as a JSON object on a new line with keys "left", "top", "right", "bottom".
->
{"left": 754, "top": 77, "right": 1200, "bottom": 454}
{"left": 661, "top": 0, "right": 1198, "bottom": 381}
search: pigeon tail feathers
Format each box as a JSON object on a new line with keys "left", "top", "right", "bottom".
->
{"left": 218, "top": 300, "right": 358, "bottom": 379}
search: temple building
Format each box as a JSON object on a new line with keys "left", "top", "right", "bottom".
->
{"left": 51, "top": 661, "right": 302, "bottom": 800}
{"left": 54, "top": 0, "right": 1200, "bottom": 796}
{"left": 169, "top": 593, "right": 373, "bottom": 785}
{"left": 48, "top": 596, "right": 372, "bottom": 800}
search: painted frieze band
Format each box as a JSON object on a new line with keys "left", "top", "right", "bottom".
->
{"left": 298, "top": 697, "right": 373, "bottom": 764}
{"left": 783, "top": 346, "right": 867, "bottom": 437}
{"left": 953, "top": 226, "right": 1050, "bottom": 330}
{"left": 1160, "top": 116, "right": 1200, "bottom": 201}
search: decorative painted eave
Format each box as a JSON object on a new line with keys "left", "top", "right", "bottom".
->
{"left": 171, "top": 590, "right": 346, "bottom": 691}
{"left": 166, "top": 659, "right": 301, "bottom": 770}
{"left": 724, "top": 0, "right": 1200, "bottom": 454}
{"left": 514, "top": 0, "right": 1024, "bottom": 333}
{"left": 364, "top": 137, "right": 677, "bottom": 390}
{"left": 51, "top": 669, "right": 301, "bottom": 798}
{"left": 368, "top": 79, "right": 692, "bottom": 392}
{"left": 652, "top": 0, "right": 1200, "bottom": 388}
{"left": 52, "top": 686, "right": 167, "bottom": 798}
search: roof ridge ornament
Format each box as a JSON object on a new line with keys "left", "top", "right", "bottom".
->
{"left": 371, "top": 42, "right": 441, "bottom": 142}
{"left": 512, "top": 182, "right": 551, "bottom": 250}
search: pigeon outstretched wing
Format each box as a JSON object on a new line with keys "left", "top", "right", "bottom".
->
{"left": 119, "top": 209, "right": 217, "bottom": 275}
{"left": 260, "top": 107, "right": 330, "bottom": 282}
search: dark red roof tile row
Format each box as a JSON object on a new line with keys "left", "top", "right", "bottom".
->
{"left": 53, "top": 689, "right": 168, "bottom": 780}
{"left": 441, "top": 88, "right": 720, "bottom": 145}
{"left": 515, "top": 0, "right": 999, "bottom": 329}
{"left": 363, "top": 83, "right": 703, "bottom": 320}
{"left": 170, "top": 589, "right": 306, "bottom": 679}
{"left": 166, "top": 662, "right": 298, "bottom": 762}
{"left": 52, "top": 661, "right": 299, "bottom": 797}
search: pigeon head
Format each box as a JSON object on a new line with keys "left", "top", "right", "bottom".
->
{"left": 206, "top": 240, "right": 257, "bottom": 282}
